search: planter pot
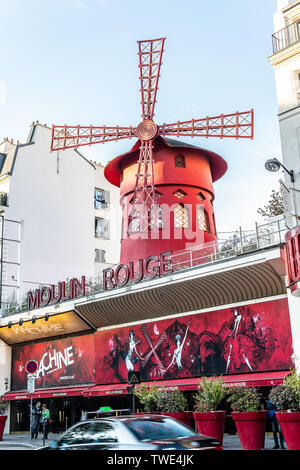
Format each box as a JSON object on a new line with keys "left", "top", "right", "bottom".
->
{"left": 0, "top": 416, "right": 7, "bottom": 441}
{"left": 193, "top": 411, "right": 226, "bottom": 445}
{"left": 275, "top": 411, "right": 300, "bottom": 450}
{"left": 232, "top": 411, "right": 267, "bottom": 450}
{"left": 160, "top": 412, "right": 193, "bottom": 428}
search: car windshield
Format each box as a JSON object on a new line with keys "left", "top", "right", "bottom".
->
{"left": 125, "top": 417, "right": 196, "bottom": 442}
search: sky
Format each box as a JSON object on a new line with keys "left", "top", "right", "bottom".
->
{"left": 0, "top": 0, "right": 282, "bottom": 232}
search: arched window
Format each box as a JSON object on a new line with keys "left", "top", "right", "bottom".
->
{"left": 128, "top": 208, "right": 140, "bottom": 233}
{"left": 174, "top": 203, "right": 190, "bottom": 228}
{"left": 197, "top": 206, "right": 210, "bottom": 232}
{"left": 174, "top": 154, "right": 186, "bottom": 168}
{"left": 150, "top": 206, "right": 163, "bottom": 230}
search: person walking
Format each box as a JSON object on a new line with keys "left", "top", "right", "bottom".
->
{"left": 267, "top": 399, "right": 285, "bottom": 449}
{"left": 40, "top": 404, "right": 50, "bottom": 440}
{"left": 31, "top": 401, "right": 42, "bottom": 439}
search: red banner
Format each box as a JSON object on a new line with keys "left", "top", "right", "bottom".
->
{"left": 95, "top": 298, "right": 294, "bottom": 384}
{"left": 11, "top": 334, "right": 95, "bottom": 390}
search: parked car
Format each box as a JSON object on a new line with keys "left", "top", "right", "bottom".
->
{"left": 37, "top": 409, "right": 221, "bottom": 450}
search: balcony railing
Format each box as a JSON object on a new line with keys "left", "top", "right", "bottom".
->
{"left": 272, "top": 22, "right": 300, "bottom": 54}
{"left": 0, "top": 217, "right": 287, "bottom": 317}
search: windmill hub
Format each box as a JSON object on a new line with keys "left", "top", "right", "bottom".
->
{"left": 136, "top": 120, "right": 158, "bottom": 141}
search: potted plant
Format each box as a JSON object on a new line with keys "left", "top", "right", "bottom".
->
{"left": 228, "top": 387, "right": 267, "bottom": 450}
{"left": 133, "top": 383, "right": 160, "bottom": 414}
{"left": 193, "top": 376, "right": 227, "bottom": 445}
{"left": 0, "top": 401, "right": 7, "bottom": 441}
{"left": 269, "top": 370, "right": 300, "bottom": 450}
{"left": 156, "top": 389, "right": 193, "bottom": 428}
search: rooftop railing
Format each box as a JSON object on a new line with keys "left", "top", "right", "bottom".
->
{"left": 0, "top": 217, "right": 287, "bottom": 317}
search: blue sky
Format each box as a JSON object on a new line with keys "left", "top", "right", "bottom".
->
{"left": 0, "top": 0, "right": 282, "bottom": 232}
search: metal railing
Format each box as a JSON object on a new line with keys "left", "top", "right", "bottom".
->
{"left": 272, "top": 21, "right": 300, "bottom": 54}
{"left": 1, "top": 217, "right": 287, "bottom": 317}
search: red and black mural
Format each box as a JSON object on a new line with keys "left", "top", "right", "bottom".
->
{"left": 11, "top": 334, "right": 95, "bottom": 390}
{"left": 11, "top": 299, "right": 294, "bottom": 391}
{"left": 95, "top": 298, "right": 294, "bottom": 384}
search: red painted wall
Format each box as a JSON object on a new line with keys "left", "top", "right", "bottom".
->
{"left": 105, "top": 137, "right": 225, "bottom": 264}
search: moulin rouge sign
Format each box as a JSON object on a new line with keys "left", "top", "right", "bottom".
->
{"left": 27, "top": 251, "right": 173, "bottom": 310}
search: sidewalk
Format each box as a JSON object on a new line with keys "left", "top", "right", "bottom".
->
{"left": 0, "top": 432, "right": 286, "bottom": 450}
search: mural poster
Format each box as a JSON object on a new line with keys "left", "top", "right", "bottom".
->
{"left": 95, "top": 298, "right": 294, "bottom": 384}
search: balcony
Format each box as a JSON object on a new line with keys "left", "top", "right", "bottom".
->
{"left": 272, "top": 22, "right": 300, "bottom": 54}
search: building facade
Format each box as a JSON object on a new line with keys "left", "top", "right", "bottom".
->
{"left": 269, "top": 0, "right": 300, "bottom": 372}
{"left": 0, "top": 123, "right": 121, "bottom": 311}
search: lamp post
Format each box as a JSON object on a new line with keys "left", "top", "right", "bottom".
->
{"left": 265, "top": 158, "right": 299, "bottom": 227}
{"left": 265, "top": 158, "right": 295, "bottom": 182}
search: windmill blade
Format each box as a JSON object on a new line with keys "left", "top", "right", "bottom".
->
{"left": 159, "top": 110, "right": 254, "bottom": 139}
{"left": 138, "top": 38, "right": 166, "bottom": 121}
{"left": 51, "top": 124, "right": 137, "bottom": 151}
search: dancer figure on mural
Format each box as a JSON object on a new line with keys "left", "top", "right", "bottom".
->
{"left": 125, "top": 330, "right": 143, "bottom": 372}
{"left": 164, "top": 320, "right": 191, "bottom": 373}
{"left": 225, "top": 309, "right": 253, "bottom": 373}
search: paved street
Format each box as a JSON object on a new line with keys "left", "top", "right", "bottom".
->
{"left": 0, "top": 432, "right": 287, "bottom": 451}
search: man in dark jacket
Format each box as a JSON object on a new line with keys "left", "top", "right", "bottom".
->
{"left": 267, "top": 399, "right": 285, "bottom": 449}
{"left": 31, "top": 401, "right": 42, "bottom": 439}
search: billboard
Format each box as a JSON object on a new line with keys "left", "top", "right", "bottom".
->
{"left": 95, "top": 298, "right": 294, "bottom": 384}
{"left": 0, "top": 311, "right": 91, "bottom": 345}
{"left": 11, "top": 334, "right": 95, "bottom": 390}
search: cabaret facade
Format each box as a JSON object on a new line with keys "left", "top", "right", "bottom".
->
{"left": 0, "top": 213, "right": 296, "bottom": 434}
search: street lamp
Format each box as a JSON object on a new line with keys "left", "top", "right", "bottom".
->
{"left": 265, "top": 158, "right": 295, "bottom": 183}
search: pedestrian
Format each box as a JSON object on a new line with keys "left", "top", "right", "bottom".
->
{"left": 40, "top": 403, "right": 50, "bottom": 440}
{"left": 267, "top": 399, "right": 285, "bottom": 449}
{"left": 31, "top": 401, "right": 42, "bottom": 439}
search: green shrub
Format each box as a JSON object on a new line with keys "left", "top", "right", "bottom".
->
{"left": 156, "top": 389, "right": 188, "bottom": 413}
{"left": 133, "top": 384, "right": 160, "bottom": 412}
{"left": 269, "top": 385, "right": 298, "bottom": 412}
{"left": 194, "top": 377, "right": 226, "bottom": 412}
{"left": 227, "top": 387, "right": 262, "bottom": 412}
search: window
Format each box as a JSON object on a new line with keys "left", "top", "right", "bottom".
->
{"left": 58, "top": 423, "right": 93, "bottom": 446}
{"left": 173, "top": 189, "right": 187, "bottom": 199}
{"left": 174, "top": 203, "right": 190, "bottom": 228}
{"left": 196, "top": 192, "right": 206, "bottom": 201}
{"left": 95, "top": 218, "right": 110, "bottom": 238}
{"left": 94, "top": 188, "right": 110, "bottom": 209}
{"left": 174, "top": 154, "right": 186, "bottom": 168}
{"left": 150, "top": 206, "right": 163, "bottom": 229}
{"left": 90, "top": 422, "right": 118, "bottom": 443}
{"left": 95, "top": 249, "right": 106, "bottom": 263}
{"left": 197, "top": 206, "right": 210, "bottom": 232}
{"left": 128, "top": 208, "right": 140, "bottom": 233}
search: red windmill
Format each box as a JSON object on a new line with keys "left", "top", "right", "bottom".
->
{"left": 51, "top": 38, "right": 254, "bottom": 264}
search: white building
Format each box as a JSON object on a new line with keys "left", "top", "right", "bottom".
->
{"left": 269, "top": 0, "right": 300, "bottom": 371}
{"left": 269, "top": 0, "right": 300, "bottom": 226}
{"left": 0, "top": 122, "right": 121, "bottom": 311}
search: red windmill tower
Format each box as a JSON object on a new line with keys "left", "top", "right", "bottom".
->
{"left": 51, "top": 38, "right": 253, "bottom": 265}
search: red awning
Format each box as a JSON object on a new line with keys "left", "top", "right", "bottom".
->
{"left": 0, "top": 386, "right": 88, "bottom": 401}
{"left": 1, "top": 371, "right": 291, "bottom": 401}
{"left": 83, "top": 383, "right": 129, "bottom": 397}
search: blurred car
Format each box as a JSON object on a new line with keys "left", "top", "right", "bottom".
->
{"left": 37, "top": 409, "right": 220, "bottom": 450}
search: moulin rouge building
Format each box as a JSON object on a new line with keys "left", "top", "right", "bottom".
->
{"left": 0, "top": 38, "right": 299, "bottom": 434}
